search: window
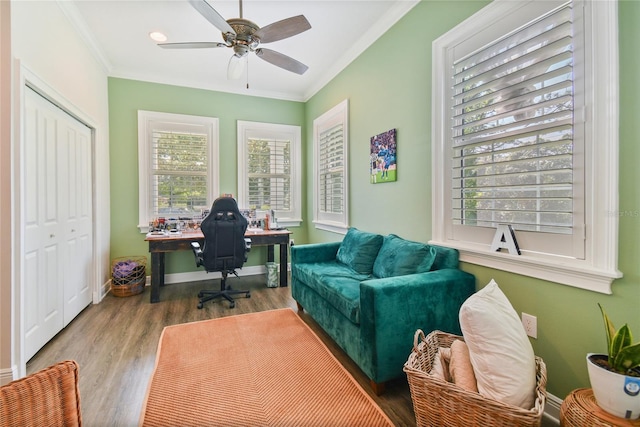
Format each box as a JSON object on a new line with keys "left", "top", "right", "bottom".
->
{"left": 237, "top": 121, "right": 301, "bottom": 227}
{"left": 431, "top": 0, "right": 621, "bottom": 293}
{"left": 313, "top": 100, "right": 349, "bottom": 233}
{"left": 138, "top": 111, "right": 219, "bottom": 232}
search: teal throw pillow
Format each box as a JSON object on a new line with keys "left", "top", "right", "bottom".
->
{"left": 372, "top": 234, "right": 437, "bottom": 278}
{"left": 336, "top": 228, "right": 384, "bottom": 275}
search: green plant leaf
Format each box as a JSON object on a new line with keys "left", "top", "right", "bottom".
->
{"left": 599, "top": 303, "right": 617, "bottom": 358}
{"left": 613, "top": 342, "right": 640, "bottom": 372}
{"left": 611, "top": 324, "right": 632, "bottom": 360}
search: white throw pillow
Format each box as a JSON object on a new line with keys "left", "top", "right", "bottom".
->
{"left": 459, "top": 279, "right": 536, "bottom": 409}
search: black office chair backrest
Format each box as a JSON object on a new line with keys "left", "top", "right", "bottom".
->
{"left": 199, "top": 197, "right": 248, "bottom": 272}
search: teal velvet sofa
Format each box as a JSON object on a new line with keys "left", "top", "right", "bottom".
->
{"left": 291, "top": 228, "right": 475, "bottom": 394}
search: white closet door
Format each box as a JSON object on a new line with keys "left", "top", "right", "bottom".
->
{"left": 59, "top": 110, "right": 93, "bottom": 325}
{"left": 24, "top": 87, "right": 93, "bottom": 360}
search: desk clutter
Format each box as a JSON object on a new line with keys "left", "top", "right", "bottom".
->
{"left": 148, "top": 208, "right": 282, "bottom": 236}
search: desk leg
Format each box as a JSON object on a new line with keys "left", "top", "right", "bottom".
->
{"left": 150, "top": 252, "right": 164, "bottom": 303}
{"left": 267, "top": 245, "right": 274, "bottom": 263}
{"left": 279, "top": 242, "right": 288, "bottom": 287}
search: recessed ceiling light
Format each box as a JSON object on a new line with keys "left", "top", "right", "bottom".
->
{"left": 149, "top": 31, "right": 168, "bottom": 42}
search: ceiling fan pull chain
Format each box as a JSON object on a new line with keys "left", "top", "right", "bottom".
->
{"left": 246, "top": 56, "right": 250, "bottom": 89}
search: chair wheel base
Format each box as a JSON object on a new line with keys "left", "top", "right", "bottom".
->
{"left": 196, "top": 286, "right": 249, "bottom": 309}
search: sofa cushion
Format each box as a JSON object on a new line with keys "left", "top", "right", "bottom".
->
{"left": 372, "top": 234, "right": 437, "bottom": 278}
{"left": 459, "top": 279, "right": 536, "bottom": 409}
{"left": 294, "top": 261, "right": 369, "bottom": 324}
{"left": 336, "top": 228, "right": 384, "bottom": 275}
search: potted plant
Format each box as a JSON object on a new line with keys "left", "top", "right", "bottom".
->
{"left": 586, "top": 303, "right": 640, "bottom": 419}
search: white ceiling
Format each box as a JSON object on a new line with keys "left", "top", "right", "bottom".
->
{"left": 63, "top": 0, "right": 419, "bottom": 102}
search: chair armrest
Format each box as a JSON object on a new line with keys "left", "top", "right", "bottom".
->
{"left": 291, "top": 242, "right": 341, "bottom": 265}
{"left": 358, "top": 269, "right": 476, "bottom": 382}
{"left": 191, "top": 241, "right": 203, "bottom": 267}
{"left": 244, "top": 238, "right": 251, "bottom": 262}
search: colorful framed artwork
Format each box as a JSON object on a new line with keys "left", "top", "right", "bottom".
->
{"left": 370, "top": 128, "right": 397, "bottom": 183}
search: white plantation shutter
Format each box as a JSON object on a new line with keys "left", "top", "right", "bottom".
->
{"left": 313, "top": 100, "right": 349, "bottom": 232}
{"left": 452, "top": 3, "right": 575, "bottom": 236}
{"left": 237, "top": 121, "right": 301, "bottom": 226}
{"left": 432, "top": 0, "right": 622, "bottom": 292}
{"left": 318, "top": 123, "right": 345, "bottom": 215}
{"left": 247, "top": 137, "right": 291, "bottom": 211}
{"left": 151, "top": 126, "right": 208, "bottom": 217}
{"left": 138, "top": 111, "right": 219, "bottom": 231}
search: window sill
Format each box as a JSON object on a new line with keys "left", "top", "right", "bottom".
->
{"left": 313, "top": 221, "right": 348, "bottom": 235}
{"left": 429, "top": 239, "right": 622, "bottom": 294}
{"left": 276, "top": 219, "right": 301, "bottom": 228}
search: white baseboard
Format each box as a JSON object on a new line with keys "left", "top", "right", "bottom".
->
{"left": 543, "top": 392, "right": 562, "bottom": 426}
{"left": 153, "top": 264, "right": 268, "bottom": 286}
{"left": 0, "top": 365, "right": 17, "bottom": 385}
{"left": 95, "top": 279, "right": 111, "bottom": 302}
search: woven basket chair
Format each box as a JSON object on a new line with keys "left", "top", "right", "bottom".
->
{"left": 0, "top": 360, "right": 82, "bottom": 427}
{"left": 404, "top": 330, "right": 547, "bottom": 427}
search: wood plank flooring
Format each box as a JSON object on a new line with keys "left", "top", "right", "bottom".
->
{"left": 27, "top": 275, "right": 416, "bottom": 427}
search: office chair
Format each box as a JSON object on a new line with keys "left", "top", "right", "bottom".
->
{"left": 191, "top": 197, "right": 252, "bottom": 309}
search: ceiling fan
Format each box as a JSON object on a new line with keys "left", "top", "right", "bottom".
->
{"left": 159, "top": 0, "right": 311, "bottom": 79}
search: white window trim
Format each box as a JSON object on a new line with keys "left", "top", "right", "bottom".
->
{"left": 237, "top": 120, "right": 302, "bottom": 227}
{"left": 431, "top": 0, "right": 621, "bottom": 294}
{"left": 137, "top": 110, "right": 219, "bottom": 233}
{"left": 313, "top": 99, "right": 349, "bottom": 234}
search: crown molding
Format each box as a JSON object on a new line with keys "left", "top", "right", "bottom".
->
{"left": 303, "top": 0, "right": 420, "bottom": 101}
{"left": 56, "top": 0, "right": 113, "bottom": 74}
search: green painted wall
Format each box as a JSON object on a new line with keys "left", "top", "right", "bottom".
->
{"left": 109, "top": 0, "right": 640, "bottom": 400}
{"left": 303, "top": 0, "right": 640, "bottom": 400}
{"left": 108, "top": 78, "right": 306, "bottom": 272}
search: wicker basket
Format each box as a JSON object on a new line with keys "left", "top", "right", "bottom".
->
{"left": 403, "top": 329, "right": 547, "bottom": 427}
{"left": 111, "top": 256, "right": 147, "bottom": 297}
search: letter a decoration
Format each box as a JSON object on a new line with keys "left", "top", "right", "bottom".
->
{"left": 490, "top": 224, "right": 521, "bottom": 255}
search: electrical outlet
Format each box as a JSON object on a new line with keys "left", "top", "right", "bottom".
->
{"left": 290, "top": 239, "right": 295, "bottom": 246}
{"left": 521, "top": 313, "right": 537, "bottom": 339}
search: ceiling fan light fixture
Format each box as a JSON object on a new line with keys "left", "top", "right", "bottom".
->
{"left": 227, "top": 54, "right": 246, "bottom": 80}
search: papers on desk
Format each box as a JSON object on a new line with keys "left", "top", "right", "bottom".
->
{"left": 246, "top": 227, "right": 264, "bottom": 233}
{"left": 147, "top": 230, "right": 182, "bottom": 237}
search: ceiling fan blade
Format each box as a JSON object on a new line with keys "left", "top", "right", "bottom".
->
{"left": 158, "top": 42, "right": 227, "bottom": 49}
{"left": 255, "top": 48, "right": 308, "bottom": 75}
{"left": 253, "top": 15, "right": 311, "bottom": 44}
{"left": 188, "top": 0, "right": 235, "bottom": 35}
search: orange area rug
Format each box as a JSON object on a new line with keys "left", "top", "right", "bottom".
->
{"left": 140, "top": 308, "right": 393, "bottom": 426}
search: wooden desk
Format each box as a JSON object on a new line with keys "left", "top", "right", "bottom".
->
{"left": 145, "top": 229, "right": 291, "bottom": 303}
